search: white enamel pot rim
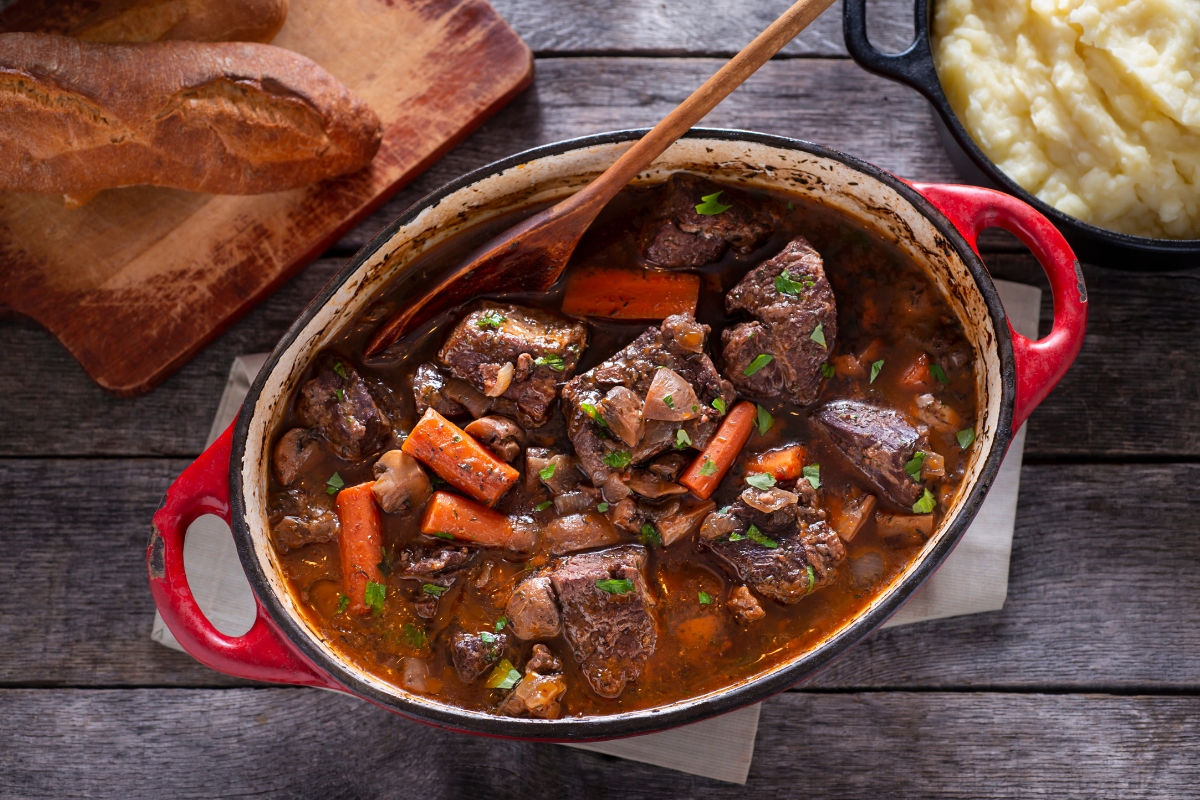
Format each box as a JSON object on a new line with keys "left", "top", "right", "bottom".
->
{"left": 227, "top": 129, "right": 1025, "bottom": 740}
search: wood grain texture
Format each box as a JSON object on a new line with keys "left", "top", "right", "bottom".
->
{"left": 2, "top": 459, "right": 1196, "bottom": 689}
{"left": 4, "top": 688, "right": 1199, "bottom": 798}
{"left": 0, "top": 0, "right": 532, "bottom": 396}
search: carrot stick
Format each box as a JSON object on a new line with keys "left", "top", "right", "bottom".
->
{"left": 335, "top": 482, "right": 384, "bottom": 616}
{"left": 420, "top": 491, "right": 534, "bottom": 552}
{"left": 401, "top": 408, "right": 519, "bottom": 506}
{"left": 561, "top": 265, "right": 700, "bottom": 320}
{"left": 680, "top": 401, "right": 756, "bottom": 500}
{"left": 898, "top": 353, "right": 933, "bottom": 390}
{"left": 745, "top": 445, "right": 806, "bottom": 481}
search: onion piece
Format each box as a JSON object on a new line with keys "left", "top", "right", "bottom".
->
{"left": 484, "top": 362, "right": 515, "bottom": 397}
{"left": 739, "top": 486, "right": 799, "bottom": 514}
{"left": 641, "top": 368, "right": 700, "bottom": 422}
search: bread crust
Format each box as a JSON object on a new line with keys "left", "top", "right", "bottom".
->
{"left": 0, "top": 32, "right": 381, "bottom": 195}
{"left": 0, "top": 0, "right": 290, "bottom": 45}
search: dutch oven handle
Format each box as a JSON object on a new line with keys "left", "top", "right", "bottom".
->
{"left": 913, "top": 183, "right": 1088, "bottom": 433}
{"left": 147, "top": 423, "right": 340, "bottom": 689}
{"left": 843, "top": 0, "right": 941, "bottom": 100}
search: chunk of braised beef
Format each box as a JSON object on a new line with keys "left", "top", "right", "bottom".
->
{"left": 497, "top": 670, "right": 568, "bottom": 719}
{"left": 812, "top": 400, "right": 928, "bottom": 507}
{"left": 728, "top": 586, "right": 766, "bottom": 622}
{"left": 402, "top": 547, "right": 472, "bottom": 577}
{"left": 505, "top": 575, "right": 563, "bottom": 641}
{"left": 722, "top": 236, "right": 837, "bottom": 405}
{"left": 296, "top": 356, "right": 391, "bottom": 461}
{"left": 525, "top": 643, "right": 563, "bottom": 674}
{"left": 561, "top": 313, "right": 734, "bottom": 486}
{"left": 648, "top": 452, "right": 689, "bottom": 483}
{"left": 269, "top": 487, "right": 339, "bottom": 552}
{"left": 451, "top": 631, "right": 509, "bottom": 683}
{"left": 273, "top": 428, "right": 319, "bottom": 486}
{"left": 438, "top": 302, "right": 588, "bottom": 428}
{"left": 412, "top": 363, "right": 467, "bottom": 418}
{"left": 549, "top": 545, "right": 657, "bottom": 699}
{"left": 706, "top": 519, "right": 845, "bottom": 604}
{"left": 638, "top": 173, "right": 775, "bottom": 269}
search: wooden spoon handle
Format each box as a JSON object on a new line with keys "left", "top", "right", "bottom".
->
{"left": 566, "top": 0, "right": 838, "bottom": 216}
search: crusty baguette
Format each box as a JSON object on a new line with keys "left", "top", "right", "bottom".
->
{"left": 0, "top": 33, "right": 382, "bottom": 196}
{"left": 0, "top": 0, "right": 289, "bottom": 45}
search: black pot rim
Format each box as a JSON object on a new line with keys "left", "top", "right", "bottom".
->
{"left": 229, "top": 128, "right": 1016, "bottom": 741}
{"left": 842, "top": 0, "right": 1200, "bottom": 258}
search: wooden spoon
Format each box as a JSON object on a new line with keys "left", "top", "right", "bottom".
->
{"left": 365, "top": 0, "right": 837, "bottom": 357}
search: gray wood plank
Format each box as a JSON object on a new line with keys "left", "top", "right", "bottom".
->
{"left": 3, "top": 459, "right": 1197, "bottom": 689}
{"left": 492, "top": 0, "right": 917, "bottom": 57}
{"left": 4, "top": 688, "right": 1198, "bottom": 798}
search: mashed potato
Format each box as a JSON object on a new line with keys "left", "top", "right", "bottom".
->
{"left": 933, "top": 0, "right": 1200, "bottom": 239}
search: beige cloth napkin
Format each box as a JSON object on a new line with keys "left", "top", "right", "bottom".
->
{"left": 151, "top": 280, "right": 1040, "bottom": 783}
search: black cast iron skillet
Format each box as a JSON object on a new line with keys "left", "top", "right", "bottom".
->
{"left": 843, "top": 0, "right": 1200, "bottom": 271}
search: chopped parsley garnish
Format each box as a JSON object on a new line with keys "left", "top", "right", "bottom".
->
{"left": 402, "top": 623, "right": 427, "bottom": 648}
{"left": 746, "top": 472, "right": 777, "bottom": 490}
{"left": 535, "top": 501, "right": 553, "bottom": 512}
{"left": 692, "top": 404, "right": 699, "bottom": 413}
{"left": 869, "top": 359, "right": 884, "bottom": 384}
{"left": 755, "top": 404, "right": 773, "bottom": 436}
{"left": 729, "top": 531, "right": 747, "bottom": 542}
{"left": 495, "top": 616, "right": 509, "bottom": 632}
{"left": 663, "top": 394, "right": 674, "bottom": 409}
{"left": 904, "top": 451, "right": 926, "bottom": 481}
{"left": 325, "top": 471, "right": 345, "bottom": 496}
{"left": 539, "top": 462, "right": 556, "bottom": 481}
{"left": 422, "top": 583, "right": 447, "bottom": 597}
{"left": 603, "top": 450, "right": 632, "bottom": 469}
{"left": 675, "top": 428, "right": 692, "bottom": 450}
{"left": 698, "top": 591, "right": 714, "bottom": 605}
{"left": 452, "top": 434, "right": 462, "bottom": 443}
{"left": 475, "top": 311, "right": 507, "bottom": 329}
{"left": 744, "top": 353, "right": 774, "bottom": 376}
{"left": 957, "top": 428, "right": 976, "bottom": 449}
{"left": 912, "top": 488, "right": 937, "bottom": 514}
{"left": 596, "top": 578, "right": 636, "bottom": 594}
{"left": 485, "top": 659, "right": 522, "bottom": 690}
{"left": 695, "top": 191, "right": 732, "bottom": 215}
{"left": 432, "top": 531, "right": 454, "bottom": 540}
{"left": 805, "top": 564, "right": 816, "bottom": 593}
{"left": 581, "top": 402, "right": 609, "bottom": 427}
{"left": 535, "top": 354, "right": 565, "bottom": 371}
{"left": 821, "top": 362, "right": 835, "bottom": 378}
{"left": 699, "top": 458, "right": 719, "bottom": 477}
{"left": 335, "top": 388, "right": 345, "bottom": 402}
{"left": 364, "top": 581, "right": 386, "bottom": 615}
{"left": 480, "top": 631, "right": 498, "bottom": 644}
{"left": 810, "top": 323, "right": 826, "bottom": 348}
{"left": 787, "top": 200, "right": 795, "bottom": 211}
{"left": 930, "top": 363, "right": 949, "bottom": 384}
{"left": 746, "top": 524, "right": 779, "bottom": 549}
{"left": 597, "top": 502, "right": 611, "bottom": 513}
{"left": 775, "top": 269, "right": 807, "bottom": 296}
{"left": 639, "top": 523, "right": 663, "bottom": 548}
{"left": 712, "top": 397, "right": 727, "bottom": 414}
{"left": 802, "top": 463, "right": 821, "bottom": 490}
{"left": 335, "top": 594, "right": 350, "bottom": 615}
{"left": 333, "top": 362, "right": 348, "bottom": 380}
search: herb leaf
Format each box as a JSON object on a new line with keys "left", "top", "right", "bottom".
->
{"left": 755, "top": 404, "right": 774, "bottom": 436}
{"left": 603, "top": 450, "right": 632, "bottom": 469}
{"left": 663, "top": 394, "right": 674, "bottom": 409}
{"left": 810, "top": 323, "right": 827, "bottom": 348}
{"left": 930, "top": 363, "right": 949, "bottom": 384}
{"left": 699, "top": 458, "right": 719, "bottom": 477}
{"left": 746, "top": 524, "right": 779, "bottom": 549}
{"left": 538, "top": 463, "right": 556, "bottom": 481}
{"left": 712, "top": 398, "right": 727, "bottom": 414}
{"left": 698, "top": 591, "right": 714, "bottom": 605}
{"left": 904, "top": 451, "right": 926, "bottom": 481}
{"left": 333, "top": 362, "right": 348, "bottom": 380}
{"left": 912, "top": 488, "right": 937, "bottom": 514}
{"left": 480, "top": 631, "right": 497, "bottom": 644}
{"left": 476, "top": 311, "right": 507, "bottom": 329}
{"left": 639, "top": 523, "right": 663, "bottom": 548}
{"left": 821, "top": 362, "right": 835, "bottom": 379}
{"left": 402, "top": 623, "right": 427, "bottom": 648}
{"left": 675, "top": 428, "right": 692, "bottom": 450}
{"left": 596, "top": 578, "right": 636, "bottom": 594}
{"left": 336, "top": 594, "right": 350, "bottom": 615}
{"left": 744, "top": 353, "right": 774, "bottom": 376}
{"left": 335, "top": 388, "right": 345, "bottom": 402}
{"left": 787, "top": 200, "right": 795, "bottom": 211}
{"left": 485, "top": 658, "right": 522, "bottom": 690}
{"left": 775, "top": 269, "right": 807, "bottom": 296}
{"left": 535, "top": 500, "right": 553, "bottom": 512}
{"left": 495, "top": 616, "right": 509, "bottom": 632}
{"left": 729, "top": 531, "right": 747, "bottom": 541}
{"left": 957, "top": 428, "right": 976, "bottom": 449}
{"left": 597, "top": 502, "right": 611, "bottom": 513}
{"left": 535, "top": 354, "right": 565, "bottom": 371}
{"left": 364, "top": 581, "right": 386, "bottom": 615}
{"left": 806, "top": 564, "right": 816, "bottom": 594}
{"left": 422, "top": 583, "right": 447, "bottom": 598}
{"left": 869, "top": 359, "right": 885, "bottom": 384}
{"left": 746, "top": 472, "right": 777, "bottom": 490}
{"left": 581, "top": 403, "right": 609, "bottom": 427}
{"left": 695, "top": 191, "right": 732, "bottom": 215}
{"left": 802, "top": 463, "right": 821, "bottom": 490}
{"left": 432, "top": 531, "right": 454, "bottom": 540}
{"left": 325, "top": 471, "right": 345, "bottom": 496}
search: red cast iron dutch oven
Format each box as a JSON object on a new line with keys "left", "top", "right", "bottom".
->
{"left": 148, "top": 130, "right": 1087, "bottom": 741}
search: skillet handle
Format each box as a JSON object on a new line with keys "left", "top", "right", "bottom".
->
{"left": 148, "top": 423, "right": 339, "bottom": 689}
{"left": 842, "top": 0, "right": 940, "bottom": 98}
{"left": 913, "top": 183, "right": 1088, "bottom": 433}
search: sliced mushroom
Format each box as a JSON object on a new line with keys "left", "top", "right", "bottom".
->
{"left": 699, "top": 508, "right": 741, "bottom": 541}
{"left": 739, "top": 486, "right": 800, "bottom": 514}
{"left": 553, "top": 487, "right": 603, "bottom": 516}
{"left": 834, "top": 493, "right": 877, "bottom": 542}
{"left": 657, "top": 499, "right": 716, "bottom": 546}
{"left": 599, "top": 385, "right": 645, "bottom": 447}
{"left": 648, "top": 452, "right": 689, "bottom": 483}
{"left": 541, "top": 512, "right": 621, "bottom": 555}
{"left": 609, "top": 497, "right": 644, "bottom": 534}
{"left": 641, "top": 368, "right": 700, "bottom": 422}
{"left": 876, "top": 511, "right": 935, "bottom": 549}
{"left": 505, "top": 575, "right": 562, "bottom": 640}
{"left": 628, "top": 469, "right": 689, "bottom": 499}
{"left": 601, "top": 473, "right": 632, "bottom": 504}
{"left": 273, "top": 427, "right": 319, "bottom": 486}
{"left": 481, "top": 361, "right": 515, "bottom": 398}
{"left": 535, "top": 453, "right": 584, "bottom": 495}
{"left": 371, "top": 449, "right": 433, "bottom": 514}
{"left": 464, "top": 415, "right": 526, "bottom": 463}
{"left": 443, "top": 377, "right": 493, "bottom": 418}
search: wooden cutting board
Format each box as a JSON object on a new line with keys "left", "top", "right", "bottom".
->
{"left": 0, "top": 0, "right": 532, "bottom": 396}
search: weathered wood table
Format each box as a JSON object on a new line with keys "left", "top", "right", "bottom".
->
{"left": 3, "top": 2, "right": 1198, "bottom": 796}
